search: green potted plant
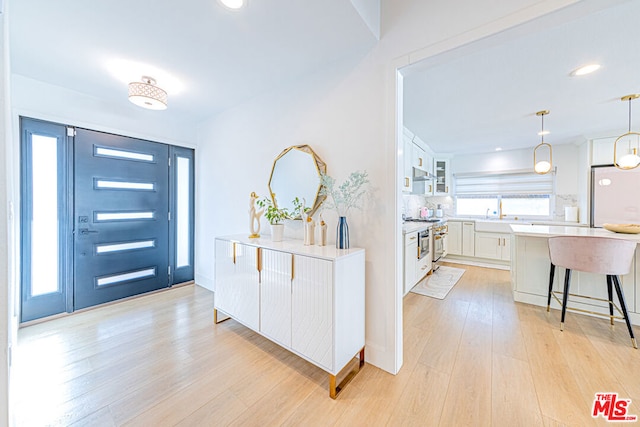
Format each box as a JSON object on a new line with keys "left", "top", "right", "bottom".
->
{"left": 256, "top": 196, "right": 291, "bottom": 241}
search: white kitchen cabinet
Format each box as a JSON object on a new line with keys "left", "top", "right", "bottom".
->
{"left": 434, "top": 158, "right": 450, "bottom": 195}
{"left": 412, "top": 143, "right": 427, "bottom": 170}
{"left": 404, "top": 232, "right": 418, "bottom": 294}
{"left": 402, "top": 131, "right": 413, "bottom": 193}
{"left": 462, "top": 222, "right": 476, "bottom": 257}
{"left": 214, "top": 235, "right": 365, "bottom": 398}
{"left": 475, "top": 232, "right": 510, "bottom": 261}
{"left": 447, "top": 221, "right": 462, "bottom": 255}
{"left": 416, "top": 251, "right": 432, "bottom": 281}
{"left": 591, "top": 136, "right": 616, "bottom": 165}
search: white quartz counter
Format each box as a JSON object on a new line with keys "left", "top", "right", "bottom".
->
{"left": 402, "top": 222, "right": 431, "bottom": 234}
{"left": 510, "top": 224, "right": 640, "bottom": 242}
{"left": 450, "top": 217, "right": 588, "bottom": 227}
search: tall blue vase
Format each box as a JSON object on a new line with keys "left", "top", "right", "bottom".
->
{"left": 336, "top": 216, "right": 349, "bottom": 249}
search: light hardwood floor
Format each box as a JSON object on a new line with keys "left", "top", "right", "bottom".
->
{"left": 12, "top": 263, "right": 640, "bottom": 426}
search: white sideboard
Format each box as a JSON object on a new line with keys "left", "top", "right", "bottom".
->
{"left": 214, "top": 234, "right": 365, "bottom": 398}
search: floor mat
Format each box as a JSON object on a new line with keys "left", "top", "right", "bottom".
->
{"left": 410, "top": 266, "right": 465, "bottom": 300}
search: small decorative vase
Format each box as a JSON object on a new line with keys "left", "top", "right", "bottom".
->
{"left": 271, "top": 223, "right": 284, "bottom": 242}
{"left": 318, "top": 220, "right": 327, "bottom": 246}
{"left": 336, "top": 216, "right": 349, "bottom": 249}
{"left": 304, "top": 219, "right": 315, "bottom": 245}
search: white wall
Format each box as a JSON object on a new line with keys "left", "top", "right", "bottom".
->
{"left": 11, "top": 74, "right": 197, "bottom": 147}
{"left": 195, "top": 0, "right": 582, "bottom": 374}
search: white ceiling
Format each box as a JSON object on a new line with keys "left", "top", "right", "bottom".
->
{"left": 403, "top": 0, "right": 640, "bottom": 155}
{"left": 9, "top": 0, "right": 376, "bottom": 123}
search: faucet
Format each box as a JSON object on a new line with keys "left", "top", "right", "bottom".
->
{"left": 499, "top": 200, "right": 506, "bottom": 219}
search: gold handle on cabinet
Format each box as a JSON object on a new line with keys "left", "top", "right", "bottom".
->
{"left": 419, "top": 157, "right": 423, "bottom": 167}
{"left": 417, "top": 247, "right": 421, "bottom": 259}
{"left": 291, "top": 255, "right": 295, "bottom": 281}
{"left": 233, "top": 242, "right": 237, "bottom": 264}
{"left": 409, "top": 236, "right": 416, "bottom": 240}
{"left": 429, "top": 184, "right": 432, "bottom": 192}
{"left": 256, "top": 247, "right": 262, "bottom": 272}
{"left": 445, "top": 186, "right": 448, "bottom": 193}
{"left": 435, "top": 236, "right": 442, "bottom": 240}
{"left": 405, "top": 177, "right": 409, "bottom": 187}
{"left": 421, "top": 265, "right": 428, "bottom": 270}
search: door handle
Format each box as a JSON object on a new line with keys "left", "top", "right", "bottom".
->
{"left": 79, "top": 228, "right": 99, "bottom": 235}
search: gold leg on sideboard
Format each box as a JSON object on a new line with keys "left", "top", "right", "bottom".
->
{"left": 329, "top": 347, "right": 365, "bottom": 399}
{"left": 213, "top": 308, "right": 230, "bottom": 324}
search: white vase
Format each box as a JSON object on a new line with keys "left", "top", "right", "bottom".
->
{"left": 270, "top": 223, "right": 284, "bottom": 242}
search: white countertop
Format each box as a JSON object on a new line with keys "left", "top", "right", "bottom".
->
{"left": 402, "top": 222, "right": 432, "bottom": 234}
{"left": 510, "top": 224, "right": 640, "bottom": 242}
{"left": 449, "top": 217, "right": 587, "bottom": 227}
{"left": 216, "top": 234, "right": 365, "bottom": 260}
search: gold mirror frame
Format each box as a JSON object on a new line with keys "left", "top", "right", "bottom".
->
{"left": 268, "top": 144, "right": 327, "bottom": 218}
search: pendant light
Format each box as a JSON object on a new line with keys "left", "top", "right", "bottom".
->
{"left": 533, "top": 110, "right": 552, "bottom": 174}
{"left": 613, "top": 94, "right": 640, "bottom": 170}
{"left": 128, "top": 76, "right": 168, "bottom": 110}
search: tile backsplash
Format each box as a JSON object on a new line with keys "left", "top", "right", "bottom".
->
{"left": 554, "top": 194, "right": 579, "bottom": 222}
{"left": 402, "top": 194, "right": 454, "bottom": 218}
{"left": 403, "top": 193, "right": 579, "bottom": 222}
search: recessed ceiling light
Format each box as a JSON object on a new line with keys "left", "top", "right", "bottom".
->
{"left": 495, "top": 147, "right": 502, "bottom": 151}
{"left": 570, "top": 64, "right": 601, "bottom": 77}
{"left": 219, "top": 0, "right": 245, "bottom": 9}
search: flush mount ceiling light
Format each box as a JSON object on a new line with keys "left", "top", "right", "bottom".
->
{"left": 570, "top": 63, "right": 601, "bottom": 77}
{"left": 219, "top": 0, "right": 245, "bottom": 9}
{"left": 533, "top": 110, "right": 553, "bottom": 174}
{"left": 614, "top": 94, "right": 640, "bottom": 170}
{"left": 128, "top": 76, "right": 168, "bottom": 110}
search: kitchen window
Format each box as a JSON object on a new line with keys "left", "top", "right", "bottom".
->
{"left": 454, "top": 169, "right": 554, "bottom": 218}
{"left": 456, "top": 194, "right": 550, "bottom": 217}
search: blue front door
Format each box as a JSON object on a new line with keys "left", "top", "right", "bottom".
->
{"left": 73, "top": 129, "right": 170, "bottom": 309}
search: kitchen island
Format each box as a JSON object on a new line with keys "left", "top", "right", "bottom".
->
{"left": 510, "top": 225, "right": 640, "bottom": 325}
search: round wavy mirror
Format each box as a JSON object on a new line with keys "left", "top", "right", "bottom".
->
{"left": 268, "top": 145, "right": 327, "bottom": 218}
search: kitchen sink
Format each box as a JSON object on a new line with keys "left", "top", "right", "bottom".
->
{"left": 475, "top": 219, "right": 531, "bottom": 233}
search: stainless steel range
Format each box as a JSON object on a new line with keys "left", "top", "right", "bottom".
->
{"left": 431, "top": 219, "right": 448, "bottom": 265}
{"left": 405, "top": 217, "right": 448, "bottom": 266}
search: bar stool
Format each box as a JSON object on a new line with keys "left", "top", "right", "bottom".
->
{"left": 546, "top": 236, "right": 637, "bottom": 349}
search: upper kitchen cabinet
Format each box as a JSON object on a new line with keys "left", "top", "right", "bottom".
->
{"left": 434, "top": 158, "right": 450, "bottom": 195}
{"left": 412, "top": 135, "right": 433, "bottom": 175}
{"left": 402, "top": 128, "right": 414, "bottom": 192}
{"left": 591, "top": 136, "right": 616, "bottom": 166}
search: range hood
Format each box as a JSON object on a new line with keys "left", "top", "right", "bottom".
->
{"left": 412, "top": 167, "right": 435, "bottom": 181}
